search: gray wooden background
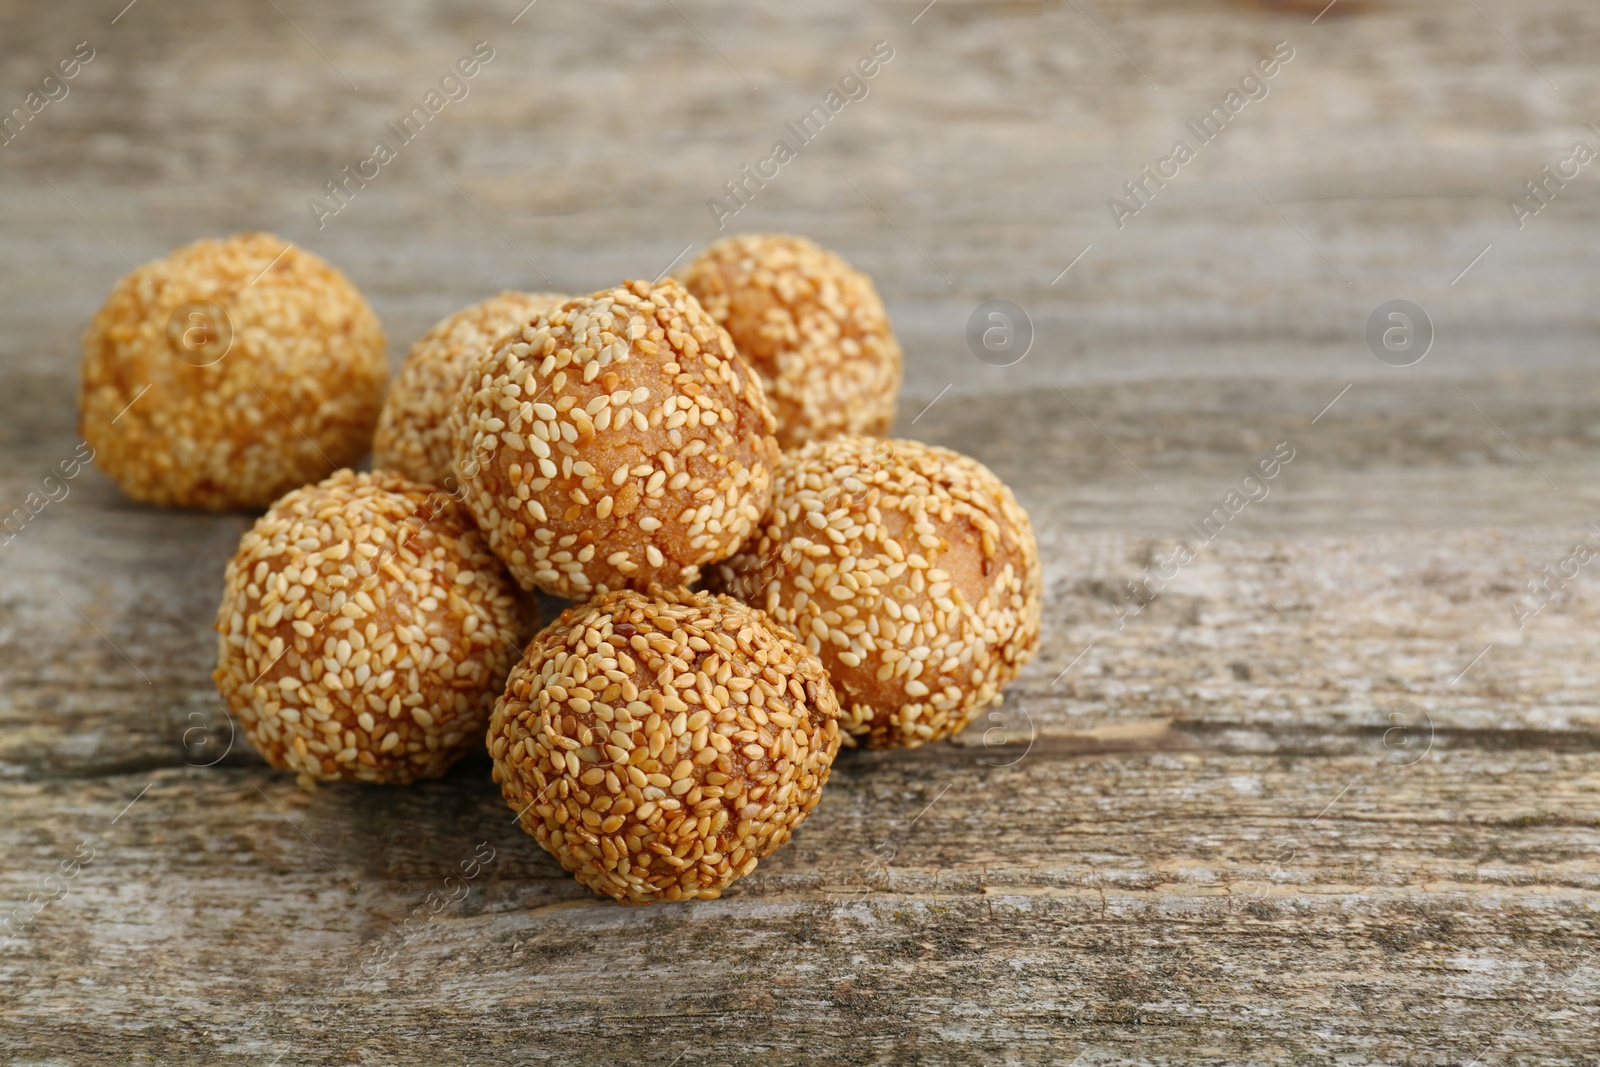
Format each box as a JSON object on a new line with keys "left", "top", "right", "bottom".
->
{"left": 2, "top": 0, "right": 1598, "bottom": 1063}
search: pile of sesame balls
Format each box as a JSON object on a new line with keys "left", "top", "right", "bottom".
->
{"left": 81, "top": 231, "right": 1042, "bottom": 904}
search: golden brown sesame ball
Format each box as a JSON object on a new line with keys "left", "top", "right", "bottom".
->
{"left": 489, "top": 586, "right": 841, "bottom": 904}
{"left": 80, "top": 232, "right": 386, "bottom": 510}
{"left": 716, "top": 436, "right": 1041, "bottom": 750}
{"left": 374, "top": 291, "right": 567, "bottom": 486}
{"left": 681, "top": 233, "right": 902, "bottom": 449}
{"left": 453, "top": 279, "right": 780, "bottom": 600}
{"left": 213, "top": 469, "right": 530, "bottom": 785}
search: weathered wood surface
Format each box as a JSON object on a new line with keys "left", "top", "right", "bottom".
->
{"left": 4, "top": 0, "right": 1600, "bottom": 1063}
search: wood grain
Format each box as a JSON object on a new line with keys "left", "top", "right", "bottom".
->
{"left": 3, "top": 0, "right": 1599, "bottom": 1062}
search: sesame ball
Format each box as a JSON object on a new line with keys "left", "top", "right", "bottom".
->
{"left": 716, "top": 436, "right": 1041, "bottom": 749}
{"left": 453, "top": 279, "right": 780, "bottom": 600}
{"left": 490, "top": 587, "right": 841, "bottom": 903}
{"left": 374, "top": 291, "right": 567, "bottom": 486}
{"left": 80, "top": 232, "right": 386, "bottom": 510}
{"left": 213, "top": 469, "right": 530, "bottom": 785}
{"left": 681, "top": 234, "right": 902, "bottom": 449}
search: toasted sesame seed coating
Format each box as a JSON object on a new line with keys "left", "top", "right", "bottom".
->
{"left": 80, "top": 233, "right": 386, "bottom": 510}
{"left": 489, "top": 587, "right": 841, "bottom": 904}
{"left": 374, "top": 291, "right": 567, "bottom": 486}
{"left": 213, "top": 469, "right": 531, "bottom": 785}
{"left": 715, "top": 436, "right": 1041, "bottom": 749}
{"left": 681, "top": 234, "right": 902, "bottom": 449}
{"left": 452, "top": 279, "right": 780, "bottom": 600}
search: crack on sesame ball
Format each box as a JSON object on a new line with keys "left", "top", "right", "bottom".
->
{"left": 682, "top": 233, "right": 902, "bottom": 450}
{"left": 713, "top": 436, "right": 1042, "bottom": 750}
{"left": 213, "top": 469, "right": 531, "bottom": 785}
{"left": 452, "top": 278, "right": 780, "bottom": 600}
{"left": 375, "top": 291, "right": 567, "bottom": 487}
{"left": 80, "top": 232, "right": 387, "bottom": 510}
{"left": 488, "top": 586, "right": 842, "bottom": 904}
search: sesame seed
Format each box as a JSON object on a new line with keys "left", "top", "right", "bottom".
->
{"left": 451, "top": 280, "right": 778, "bottom": 599}
{"left": 82, "top": 232, "right": 387, "bottom": 509}
{"left": 488, "top": 586, "right": 841, "bottom": 904}
{"left": 682, "top": 234, "right": 901, "bottom": 450}
{"left": 712, "top": 435, "right": 1041, "bottom": 750}
{"left": 213, "top": 469, "right": 532, "bottom": 784}
{"left": 372, "top": 291, "right": 566, "bottom": 487}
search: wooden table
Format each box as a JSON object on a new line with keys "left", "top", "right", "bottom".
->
{"left": 3, "top": 0, "right": 1597, "bottom": 1062}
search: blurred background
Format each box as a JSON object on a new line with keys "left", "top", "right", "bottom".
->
{"left": 4, "top": 1, "right": 1598, "bottom": 1063}
{"left": 3, "top": 0, "right": 1600, "bottom": 543}
{"left": 6, "top": 0, "right": 1598, "bottom": 538}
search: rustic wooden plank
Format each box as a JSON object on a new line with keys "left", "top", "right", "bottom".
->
{"left": 2, "top": 745, "right": 1597, "bottom": 1063}
{"left": 3, "top": 0, "right": 1600, "bottom": 1062}
{"left": 6, "top": 462, "right": 1600, "bottom": 1062}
